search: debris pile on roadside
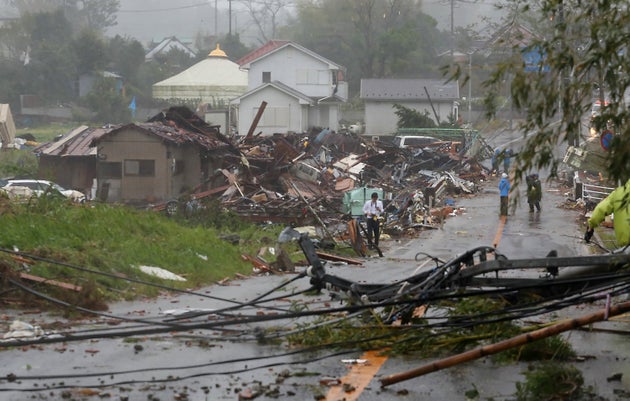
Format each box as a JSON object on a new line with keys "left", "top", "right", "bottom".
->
{"left": 174, "top": 126, "right": 491, "bottom": 246}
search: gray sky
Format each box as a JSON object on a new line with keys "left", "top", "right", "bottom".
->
{"left": 106, "top": 0, "right": 504, "bottom": 47}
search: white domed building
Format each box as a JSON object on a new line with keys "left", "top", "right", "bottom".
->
{"left": 152, "top": 44, "right": 248, "bottom": 108}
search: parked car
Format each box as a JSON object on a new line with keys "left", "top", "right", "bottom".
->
{"left": 2, "top": 179, "right": 86, "bottom": 203}
{"left": 392, "top": 135, "right": 441, "bottom": 149}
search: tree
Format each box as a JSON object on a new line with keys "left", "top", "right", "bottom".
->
{"left": 478, "top": 0, "right": 630, "bottom": 183}
{"left": 75, "top": 0, "right": 119, "bottom": 31}
{"left": 106, "top": 35, "right": 145, "bottom": 82}
{"left": 73, "top": 29, "right": 107, "bottom": 75}
{"left": 6, "top": 0, "right": 119, "bottom": 31}
{"left": 283, "top": 0, "right": 447, "bottom": 94}
{"left": 238, "top": 0, "right": 291, "bottom": 43}
{"left": 394, "top": 104, "right": 437, "bottom": 128}
{"left": 21, "top": 9, "right": 77, "bottom": 102}
{"left": 83, "top": 75, "right": 131, "bottom": 123}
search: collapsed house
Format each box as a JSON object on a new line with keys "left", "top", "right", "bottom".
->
{"left": 30, "top": 106, "right": 491, "bottom": 242}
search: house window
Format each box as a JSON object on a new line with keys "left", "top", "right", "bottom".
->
{"left": 297, "top": 69, "right": 328, "bottom": 85}
{"left": 257, "top": 106, "right": 290, "bottom": 127}
{"left": 262, "top": 71, "right": 271, "bottom": 83}
{"left": 173, "top": 159, "right": 185, "bottom": 175}
{"left": 124, "top": 159, "right": 155, "bottom": 176}
{"left": 100, "top": 162, "right": 122, "bottom": 179}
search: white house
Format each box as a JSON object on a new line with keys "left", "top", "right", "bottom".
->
{"left": 360, "top": 78, "right": 460, "bottom": 136}
{"left": 145, "top": 36, "right": 196, "bottom": 62}
{"left": 231, "top": 40, "right": 348, "bottom": 136}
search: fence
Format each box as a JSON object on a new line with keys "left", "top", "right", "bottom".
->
{"left": 574, "top": 172, "right": 615, "bottom": 205}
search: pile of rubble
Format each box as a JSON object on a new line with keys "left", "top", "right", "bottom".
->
{"left": 174, "top": 122, "right": 492, "bottom": 244}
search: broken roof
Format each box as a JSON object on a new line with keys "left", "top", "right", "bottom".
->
{"left": 93, "top": 122, "right": 230, "bottom": 152}
{"left": 35, "top": 126, "right": 112, "bottom": 157}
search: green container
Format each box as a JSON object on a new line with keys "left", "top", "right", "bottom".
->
{"left": 342, "top": 187, "right": 384, "bottom": 217}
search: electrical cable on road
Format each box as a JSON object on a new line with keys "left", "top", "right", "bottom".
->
{"left": 0, "top": 246, "right": 301, "bottom": 314}
{"left": 3, "top": 226, "right": 630, "bottom": 395}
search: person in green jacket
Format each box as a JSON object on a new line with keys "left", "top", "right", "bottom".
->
{"left": 585, "top": 178, "right": 630, "bottom": 247}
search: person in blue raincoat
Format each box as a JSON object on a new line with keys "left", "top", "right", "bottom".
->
{"left": 498, "top": 173, "right": 510, "bottom": 216}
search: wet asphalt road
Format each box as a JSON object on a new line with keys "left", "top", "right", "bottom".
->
{"left": 2, "top": 128, "right": 630, "bottom": 400}
{"left": 2, "top": 175, "right": 629, "bottom": 401}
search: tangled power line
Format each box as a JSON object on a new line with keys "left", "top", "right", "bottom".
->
{"left": 1, "top": 230, "right": 629, "bottom": 393}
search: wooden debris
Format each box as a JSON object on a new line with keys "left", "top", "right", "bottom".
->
{"left": 19, "top": 272, "right": 82, "bottom": 292}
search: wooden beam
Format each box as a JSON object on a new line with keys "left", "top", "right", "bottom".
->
{"left": 19, "top": 272, "right": 82, "bottom": 292}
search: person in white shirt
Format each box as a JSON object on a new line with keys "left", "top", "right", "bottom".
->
{"left": 362, "top": 192, "right": 383, "bottom": 247}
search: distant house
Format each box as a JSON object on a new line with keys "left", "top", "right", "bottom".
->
{"left": 78, "top": 71, "right": 123, "bottom": 97}
{"left": 145, "top": 37, "right": 197, "bottom": 62}
{"left": 231, "top": 40, "right": 348, "bottom": 136}
{"left": 91, "top": 108, "right": 231, "bottom": 203}
{"left": 360, "top": 78, "right": 460, "bottom": 136}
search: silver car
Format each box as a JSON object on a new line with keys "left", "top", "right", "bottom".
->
{"left": 3, "top": 179, "right": 86, "bottom": 203}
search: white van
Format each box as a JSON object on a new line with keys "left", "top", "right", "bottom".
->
{"left": 392, "top": 135, "right": 440, "bottom": 149}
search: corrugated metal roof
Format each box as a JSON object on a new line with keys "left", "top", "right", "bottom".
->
{"left": 360, "top": 78, "right": 459, "bottom": 101}
{"left": 35, "top": 126, "right": 113, "bottom": 157}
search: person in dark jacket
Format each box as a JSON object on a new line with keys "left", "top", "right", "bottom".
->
{"left": 526, "top": 173, "right": 542, "bottom": 212}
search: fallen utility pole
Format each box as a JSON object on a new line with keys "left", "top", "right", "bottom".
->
{"left": 380, "top": 299, "right": 630, "bottom": 387}
{"left": 245, "top": 101, "right": 267, "bottom": 139}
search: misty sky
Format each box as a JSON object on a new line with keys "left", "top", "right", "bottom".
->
{"left": 108, "top": 0, "right": 504, "bottom": 47}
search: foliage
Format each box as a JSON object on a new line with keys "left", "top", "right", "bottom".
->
{"left": 515, "top": 362, "right": 584, "bottom": 401}
{"left": 393, "top": 103, "right": 437, "bottom": 128}
{"left": 285, "top": 295, "right": 576, "bottom": 361}
{"left": 82, "top": 76, "right": 132, "bottom": 124}
{"left": 106, "top": 35, "right": 146, "bottom": 83}
{"left": 239, "top": 0, "right": 291, "bottom": 43}
{"left": 0, "top": 149, "right": 38, "bottom": 178}
{"left": 215, "top": 33, "right": 253, "bottom": 61}
{"left": 477, "top": 0, "right": 630, "bottom": 184}
{"left": 21, "top": 9, "right": 77, "bottom": 102}
{"left": 0, "top": 198, "right": 279, "bottom": 307}
{"left": 8, "top": 0, "right": 119, "bottom": 32}
{"left": 73, "top": 28, "right": 108, "bottom": 75}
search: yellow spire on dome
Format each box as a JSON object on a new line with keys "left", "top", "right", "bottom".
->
{"left": 208, "top": 43, "right": 227, "bottom": 57}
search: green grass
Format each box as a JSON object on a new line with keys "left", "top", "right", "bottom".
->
{"left": 17, "top": 122, "right": 81, "bottom": 143}
{"left": 0, "top": 195, "right": 289, "bottom": 307}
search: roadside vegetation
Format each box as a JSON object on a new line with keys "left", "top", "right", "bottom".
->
{"left": 0, "top": 193, "right": 293, "bottom": 311}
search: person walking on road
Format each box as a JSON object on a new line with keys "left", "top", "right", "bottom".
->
{"left": 526, "top": 173, "right": 542, "bottom": 212}
{"left": 584, "top": 178, "right": 630, "bottom": 247}
{"left": 503, "top": 148, "right": 513, "bottom": 173}
{"left": 499, "top": 173, "right": 510, "bottom": 217}
{"left": 491, "top": 148, "right": 501, "bottom": 175}
{"left": 363, "top": 192, "right": 383, "bottom": 247}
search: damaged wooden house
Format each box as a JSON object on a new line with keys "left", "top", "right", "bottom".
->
{"left": 34, "top": 107, "right": 237, "bottom": 206}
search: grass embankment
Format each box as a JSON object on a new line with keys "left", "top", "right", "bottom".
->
{"left": 0, "top": 196, "right": 288, "bottom": 308}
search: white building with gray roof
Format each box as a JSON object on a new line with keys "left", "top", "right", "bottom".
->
{"left": 360, "top": 78, "right": 460, "bottom": 136}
